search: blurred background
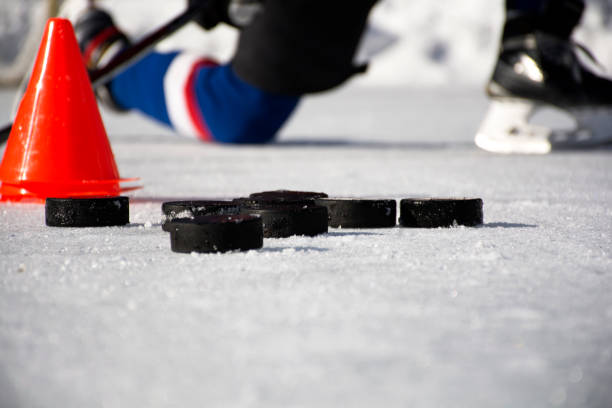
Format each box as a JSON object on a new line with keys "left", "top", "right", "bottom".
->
{"left": 1, "top": 0, "right": 612, "bottom": 87}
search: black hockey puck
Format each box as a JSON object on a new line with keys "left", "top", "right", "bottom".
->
{"left": 248, "top": 189, "right": 329, "bottom": 203}
{"left": 399, "top": 198, "right": 483, "bottom": 228}
{"left": 314, "top": 198, "right": 397, "bottom": 228}
{"left": 165, "top": 214, "right": 263, "bottom": 254}
{"left": 161, "top": 200, "right": 240, "bottom": 231}
{"left": 240, "top": 204, "right": 328, "bottom": 238}
{"left": 45, "top": 196, "right": 129, "bottom": 227}
{"left": 234, "top": 196, "right": 312, "bottom": 208}
{"left": 235, "top": 189, "right": 328, "bottom": 208}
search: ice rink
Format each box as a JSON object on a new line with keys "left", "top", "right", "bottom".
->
{"left": 1, "top": 84, "right": 611, "bottom": 407}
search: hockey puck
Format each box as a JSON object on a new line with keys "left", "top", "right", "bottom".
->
{"left": 45, "top": 196, "right": 129, "bottom": 227}
{"left": 240, "top": 204, "right": 328, "bottom": 238}
{"left": 314, "top": 198, "right": 397, "bottom": 228}
{"left": 399, "top": 198, "right": 484, "bottom": 228}
{"left": 248, "top": 189, "right": 329, "bottom": 202}
{"left": 234, "top": 196, "right": 314, "bottom": 208}
{"left": 165, "top": 214, "right": 263, "bottom": 254}
{"left": 161, "top": 200, "right": 240, "bottom": 231}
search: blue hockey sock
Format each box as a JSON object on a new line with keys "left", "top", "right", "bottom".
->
{"left": 109, "top": 51, "right": 300, "bottom": 143}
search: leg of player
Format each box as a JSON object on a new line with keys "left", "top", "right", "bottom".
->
{"left": 476, "top": 0, "right": 612, "bottom": 154}
{"left": 74, "top": 1, "right": 377, "bottom": 144}
{"left": 74, "top": 5, "right": 299, "bottom": 144}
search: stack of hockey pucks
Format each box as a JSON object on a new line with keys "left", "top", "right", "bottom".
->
{"left": 161, "top": 190, "right": 329, "bottom": 253}
{"left": 161, "top": 190, "right": 485, "bottom": 254}
{"left": 45, "top": 196, "right": 130, "bottom": 227}
{"left": 161, "top": 200, "right": 241, "bottom": 231}
{"left": 161, "top": 200, "right": 257, "bottom": 253}
{"left": 234, "top": 190, "right": 329, "bottom": 238}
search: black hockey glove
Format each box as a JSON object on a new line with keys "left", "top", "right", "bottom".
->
{"left": 188, "top": 0, "right": 264, "bottom": 30}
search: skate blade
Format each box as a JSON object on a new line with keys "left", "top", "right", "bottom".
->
{"left": 476, "top": 99, "right": 612, "bottom": 154}
{"left": 475, "top": 99, "right": 552, "bottom": 154}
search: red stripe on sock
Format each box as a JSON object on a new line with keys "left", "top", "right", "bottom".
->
{"left": 185, "top": 59, "right": 218, "bottom": 142}
{"left": 83, "top": 26, "right": 120, "bottom": 66}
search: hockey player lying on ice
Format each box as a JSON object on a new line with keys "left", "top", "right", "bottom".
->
{"left": 74, "top": 0, "right": 612, "bottom": 154}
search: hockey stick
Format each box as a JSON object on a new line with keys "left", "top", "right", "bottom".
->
{"left": 0, "top": 3, "right": 205, "bottom": 146}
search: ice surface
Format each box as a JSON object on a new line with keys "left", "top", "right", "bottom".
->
{"left": 1, "top": 85, "right": 612, "bottom": 408}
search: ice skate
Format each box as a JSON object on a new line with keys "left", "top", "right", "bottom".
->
{"left": 476, "top": 1, "right": 612, "bottom": 154}
{"left": 476, "top": 33, "right": 612, "bottom": 154}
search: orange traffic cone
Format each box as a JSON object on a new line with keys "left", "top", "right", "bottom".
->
{"left": 0, "top": 18, "right": 137, "bottom": 202}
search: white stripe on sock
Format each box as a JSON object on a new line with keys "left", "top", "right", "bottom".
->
{"left": 163, "top": 52, "right": 206, "bottom": 139}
